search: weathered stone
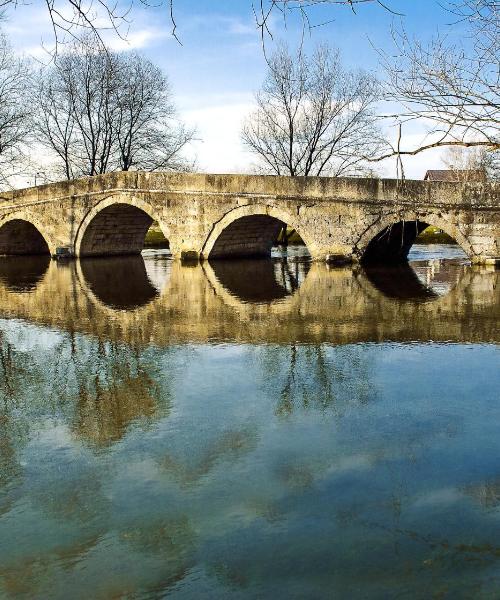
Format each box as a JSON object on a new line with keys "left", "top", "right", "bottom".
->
{"left": 0, "top": 172, "right": 497, "bottom": 263}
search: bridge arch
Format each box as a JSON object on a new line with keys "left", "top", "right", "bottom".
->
{"left": 201, "top": 204, "right": 313, "bottom": 260}
{"left": 356, "top": 213, "right": 473, "bottom": 264}
{"left": 74, "top": 195, "right": 169, "bottom": 258}
{"left": 0, "top": 213, "right": 52, "bottom": 256}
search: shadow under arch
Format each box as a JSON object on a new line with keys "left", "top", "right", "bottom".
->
{"left": 201, "top": 204, "right": 312, "bottom": 260}
{"left": 210, "top": 258, "right": 310, "bottom": 304}
{"left": 0, "top": 219, "right": 51, "bottom": 256}
{"left": 0, "top": 255, "right": 51, "bottom": 292}
{"left": 75, "top": 197, "right": 168, "bottom": 258}
{"left": 359, "top": 218, "right": 471, "bottom": 264}
{"left": 80, "top": 256, "right": 159, "bottom": 310}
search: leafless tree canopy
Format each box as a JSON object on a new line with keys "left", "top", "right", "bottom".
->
{"left": 444, "top": 146, "right": 500, "bottom": 179}
{"left": 33, "top": 36, "right": 194, "bottom": 179}
{"left": 378, "top": 0, "right": 499, "bottom": 159}
{"left": 242, "top": 44, "right": 383, "bottom": 177}
{"left": 0, "top": 31, "right": 30, "bottom": 186}
{"left": 0, "top": 0, "right": 132, "bottom": 52}
{"left": 114, "top": 53, "right": 194, "bottom": 172}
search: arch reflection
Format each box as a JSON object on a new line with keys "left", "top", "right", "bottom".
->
{"left": 0, "top": 255, "right": 51, "bottom": 292}
{"left": 210, "top": 257, "right": 310, "bottom": 304}
{"left": 80, "top": 256, "right": 159, "bottom": 310}
{"left": 363, "top": 257, "right": 466, "bottom": 301}
{"left": 363, "top": 263, "right": 439, "bottom": 301}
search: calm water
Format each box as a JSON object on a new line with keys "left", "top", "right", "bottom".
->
{"left": 0, "top": 245, "right": 499, "bottom": 599}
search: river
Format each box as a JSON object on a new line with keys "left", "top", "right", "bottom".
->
{"left": 0, "top": 244, "right": 498, "bottom": 599}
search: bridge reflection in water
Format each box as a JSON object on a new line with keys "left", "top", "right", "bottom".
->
{"left": 0, "top": 255, "right": 51, "bottom": 292}
{"left": 0, "top": 246, "right": 499, "bottom": 599}
{"left": 0, "top": 245, "right": 496, "bottom": 345}
{"left": 80, "top": 256, "right": 161, "bottom": 310}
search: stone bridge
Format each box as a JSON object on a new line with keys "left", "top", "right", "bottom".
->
{"left": 0, "top": 172, "right": 498, "bottom": 263}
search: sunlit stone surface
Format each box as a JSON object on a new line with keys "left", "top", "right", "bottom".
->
{"left": 0, "top": 173, "right": 498, "bottom": 263}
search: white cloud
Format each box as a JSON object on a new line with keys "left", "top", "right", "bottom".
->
{"left": 176, "top": 14, "right": 259, "bottom": 37}
{"left": 104, "top": 27, "right": 170, "bottom": 51}
{"left": 181, "top": 98, "right": 256, "bottom": 174}
{"left": 224, "top": 17, "right": 258, "bottom": 36}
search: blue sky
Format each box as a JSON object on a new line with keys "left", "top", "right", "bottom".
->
{"left": 4, "top": 0, "right": 468, "bottom": 179}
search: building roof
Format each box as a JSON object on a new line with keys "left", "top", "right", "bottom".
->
{"left": 424, "top": 169, "right": 487, "bottom": 182}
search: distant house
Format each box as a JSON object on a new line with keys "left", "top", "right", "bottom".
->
{"left": 424, "top": 169, "right": 487, "bottom": 182}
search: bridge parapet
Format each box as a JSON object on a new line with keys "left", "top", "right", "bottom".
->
{"left": 2, "top": 172, "right": 498, "bottom": 205}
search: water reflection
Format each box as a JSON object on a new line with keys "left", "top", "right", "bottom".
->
{"left": 209, "top": 256, "right": 310, "bottom": 303}
{"left": 0, "top": 247, "right": 496, "bottom": 345}
{"left": 363, "top": 244, "right": 469, "bottom": 301}
{"left": 263, "top": 343, "right": 376, "bottom": 417}
{"left": 73, "top": 367, "right": 161, "bottom": 448}
{"left": 0, "top": 256, "right": 50, "bottom": 292}
{"left": 363, "top": 263, "right": 440, "bottom": 300}
{"left": 80, "top": 256, "right": 160, "bottom": 310}
{"left": 0, "top": 246, "right": 498, "bottom": 597}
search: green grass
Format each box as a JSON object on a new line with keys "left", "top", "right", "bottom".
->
{"left": 415, "top": 225, "right": 456, "bottom": 244}
{"left": 144, "top": 224, "right": 169, "bottom": 248}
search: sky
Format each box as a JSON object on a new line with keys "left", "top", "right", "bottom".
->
{"left": 2, "top": 0, "right": 470, "bottom": 181}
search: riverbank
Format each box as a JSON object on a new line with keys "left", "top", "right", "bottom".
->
{"left": 143, "top": 224, "right": 457, "bottom": 250}
{"left": 144, "top": 224, "right": 169, "bottom": 248}
{"left": 416, "top": 225, "right": 456, "bottom": 244}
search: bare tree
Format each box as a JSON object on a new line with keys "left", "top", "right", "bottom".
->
{"left": 443, "top": 146, "right": 500, "bottom": 180}
{"left": 35, "top": 67, "right": 77, "bottom": 180}
{"left": 113, "top": 53, "right": 195, "bottom": 172}
{"left": 34, "top": 39, "right": 119, "bottom": 177}
{"left": 242, "top": 43, "right": 384, "bottom": 177}
{"left": 34, "top": 36, "right": 194, "bottom": 179}
{"left": 0, "top": 31, "right": 30, "bottom": 187}
{"left": 377, "top": 0, "right": 499, "bottom": 160}
{"left": 0, "top": 0, "right": 400, "bottom": 53}
{"left": 252, "top": 0, "right": 401, "bottom": 47}
{"left": 0, "top": 0, "right": 131, "bottom": 54}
